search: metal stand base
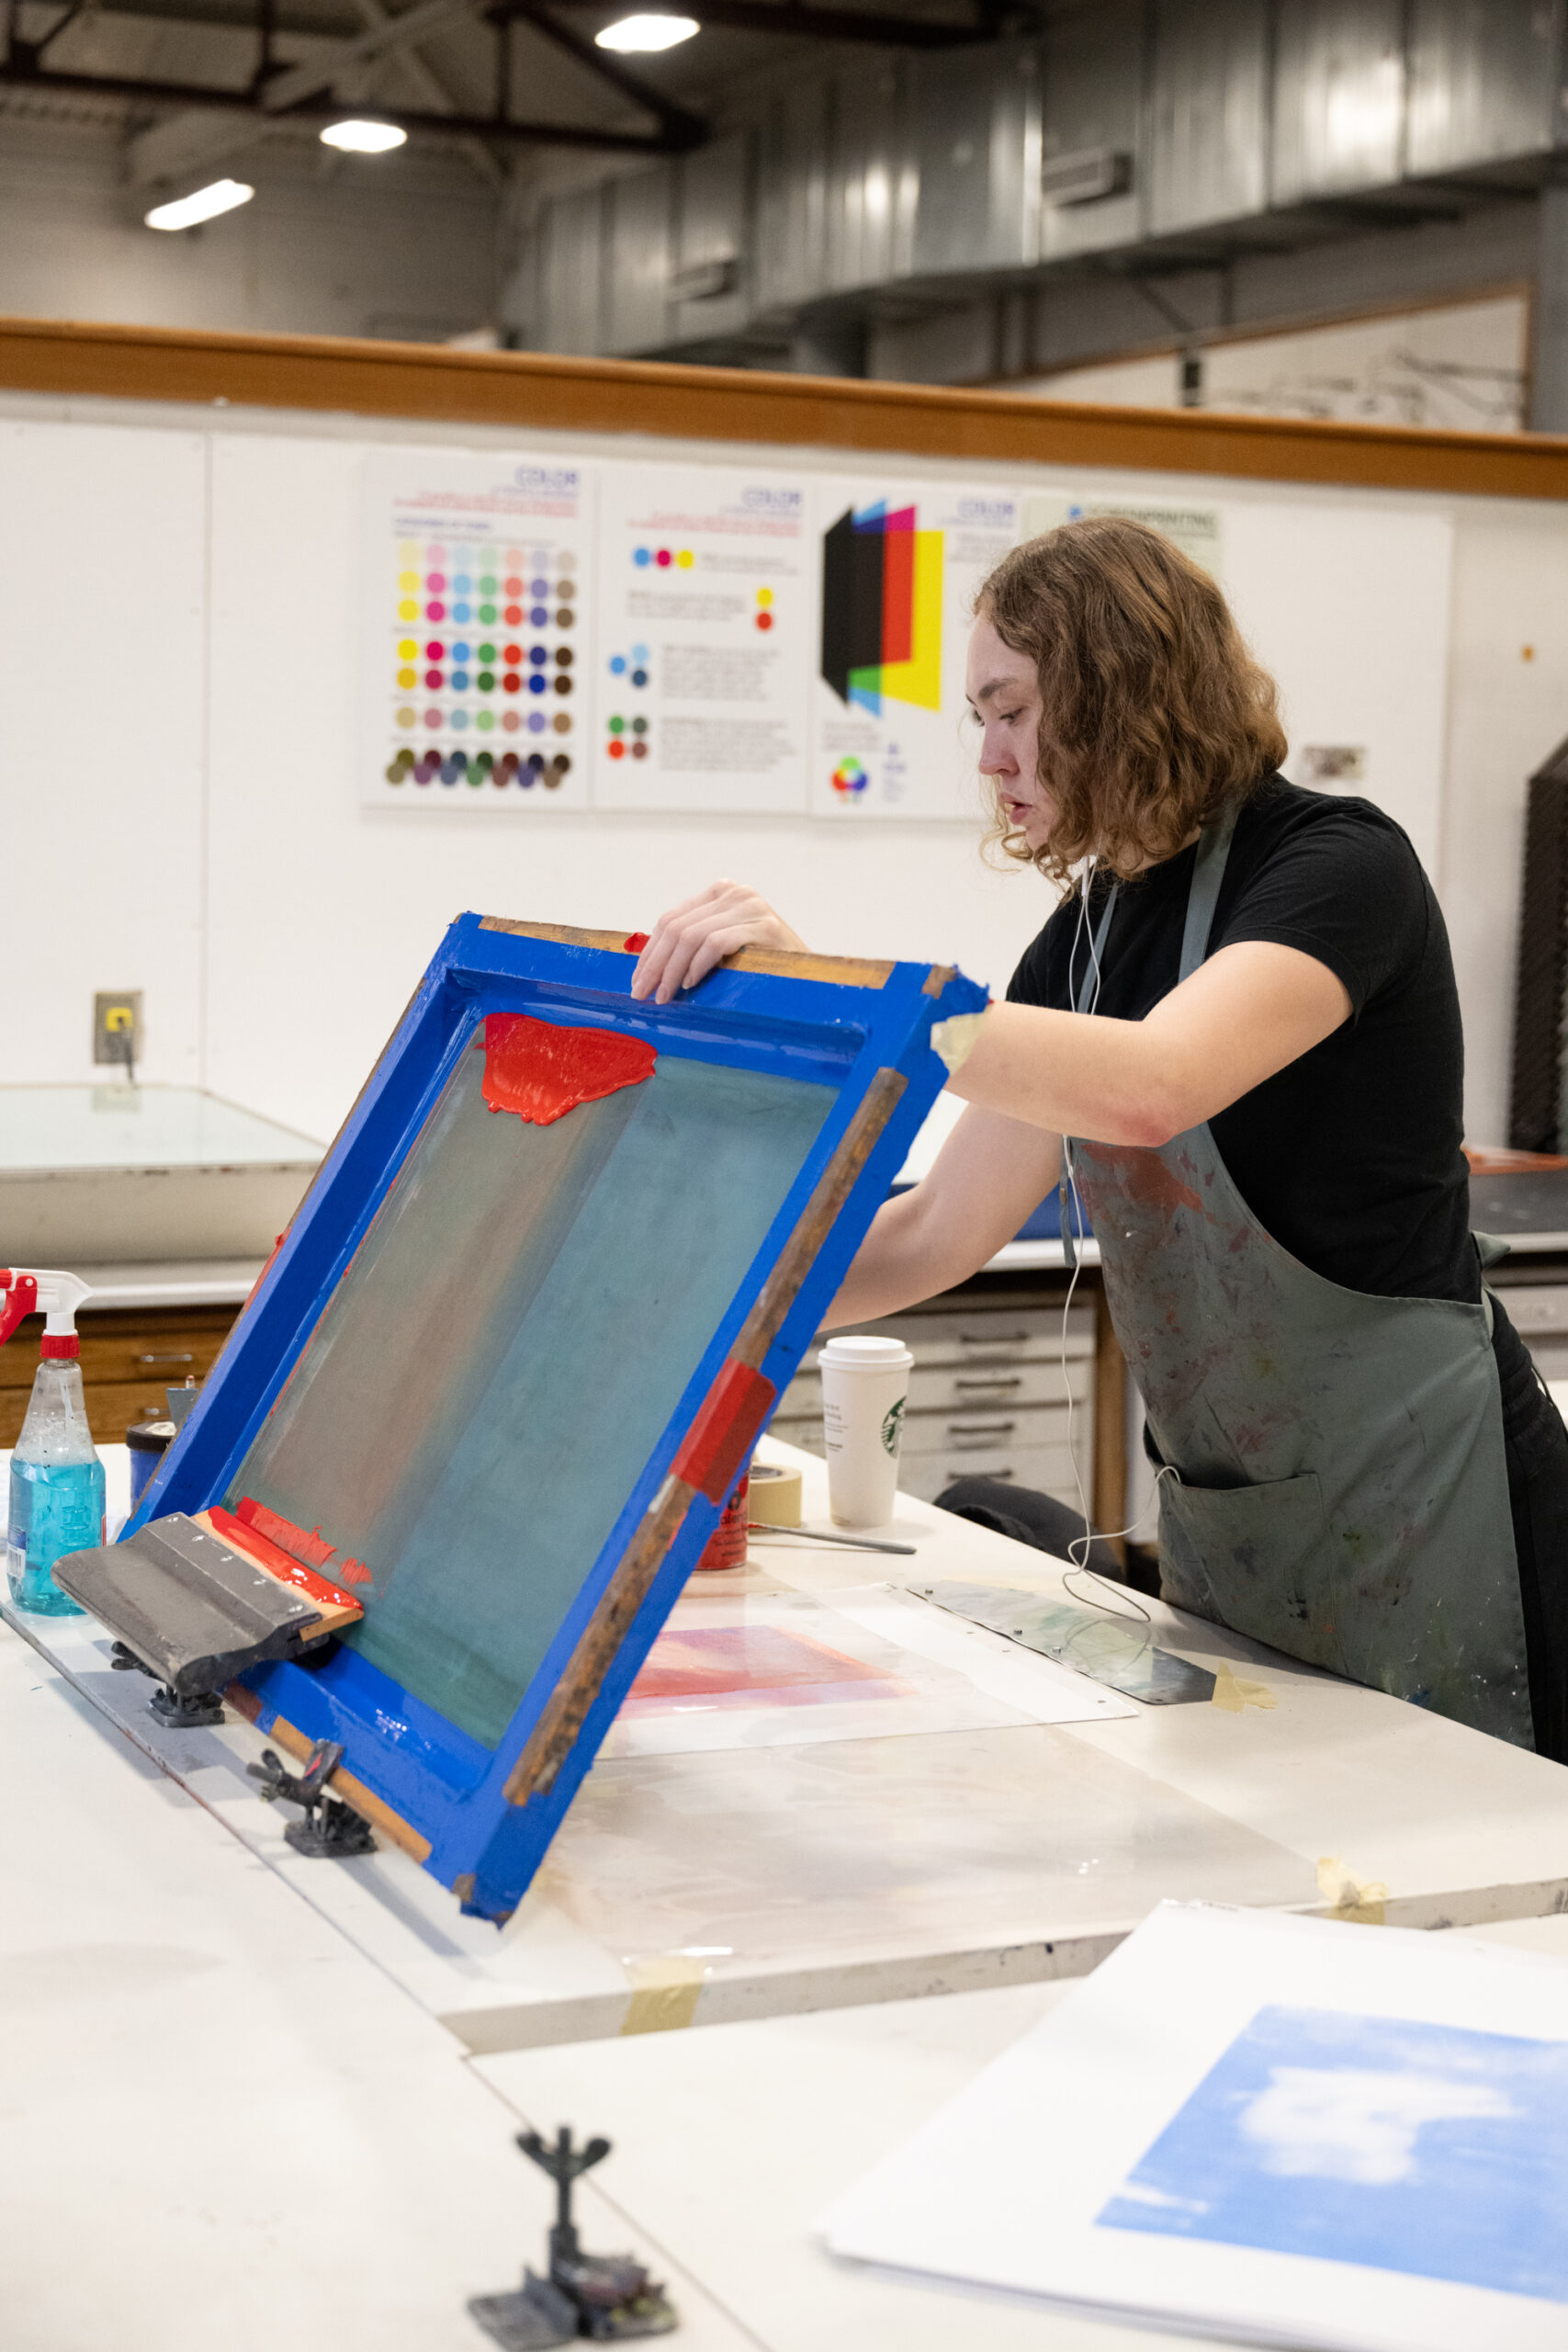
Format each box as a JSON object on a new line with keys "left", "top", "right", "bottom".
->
{"left": 283, "top": 1794, "right": 377, "bottom": 1858}
{"left": 468, "top": 2275, "right": 580, "bottom": 2351}
{"left": 111, "top": 1640, "right": 225, "bottom": 1728}
{"left": 247, "top": 1741, "right": 378, "bottom": 1860}
{"left": 149, "top": 1682, "right": 226, "bottom": 1728}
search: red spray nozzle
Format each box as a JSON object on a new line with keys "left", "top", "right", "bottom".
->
{"left": 0, "top": 1272, "right": 39, "bottom": 1351}
{"left": 0, "top": 1267, "right": 90, "bottom": 1347}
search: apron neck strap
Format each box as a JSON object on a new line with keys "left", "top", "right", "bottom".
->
{"left": 1177, "top": 800, "right": 1242, "bottom": 985}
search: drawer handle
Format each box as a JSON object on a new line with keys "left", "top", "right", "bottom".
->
{"left": 954, "top": 1375, "right": 1021, "bottom": 1391}
{"left": 958, "top": 1329, "right": 1029, "bottom": 1344}
{"left": 946, "top": 1419, "right": 1016, "bottom": 1438}
{"left": 136, "top": 1351, "right": 195, "bottom": 1365}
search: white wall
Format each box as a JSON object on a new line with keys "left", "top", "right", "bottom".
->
{"left": 0, "top": 119, "right": 501, "bottom": 344}
{"left": 199, "top": 431, "right": 1047, "bottom": 1141}
{"left": 1442, "top": 503, "right": 1568, "bottom": 1148}
{"left": 0, "top": 418, "right": 208, "bottom": 1090}
{"left": 1009, "top": 295, "right": 1529, "bottom": 433}
{"left": 1, "top": 389, "right": 1562, "bottom": 1153}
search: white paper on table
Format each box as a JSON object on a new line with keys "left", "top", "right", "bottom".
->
{"left": 600, "top": 1582, "right": 1135, "bottom": 1758}
{"left": 820, "top": 1901, "right": 1568, "bottom": 2352}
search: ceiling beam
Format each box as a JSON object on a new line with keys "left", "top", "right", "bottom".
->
{"left": 0, "top": 54, "right": 698, "bottom": 143}
{"left": 350, "top": 0, "right": 506, "bottom": 188}
{"left": 548, "top": 0, "right": 998, "bottom": 41}
{"left": 491, "top": 1, "right": 703, "bottom": 147}
{"left": 252, "top": 0, "right": 477, "bottom": 107}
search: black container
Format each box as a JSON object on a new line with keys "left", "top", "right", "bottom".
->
{"left": 127, "top": 1416, "right": 177, "bottom": 1510}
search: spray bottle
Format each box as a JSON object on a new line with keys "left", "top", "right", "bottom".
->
{"left": 1, "top": 1269, "right": 102, "bottom": 1617}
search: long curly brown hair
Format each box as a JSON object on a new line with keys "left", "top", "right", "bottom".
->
{"left": 976, "top": 516, "right": 1287, "bottom": 887}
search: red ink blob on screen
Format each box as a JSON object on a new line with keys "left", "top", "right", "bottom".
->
{"left": 624, "top": 932, "right": 650, "bottom": 953}
{"left": 480, "top": 1012, "right": 656, "bottom": 1128}
{"left": 234, "top": 1495, "right": 340, "bottom": 1572}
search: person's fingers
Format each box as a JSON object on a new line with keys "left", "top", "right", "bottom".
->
{"left": 679, "top": 922, "right": 763, "bottom": 993}
{"left": 630, "top": 881, "right": 805, "bottom": 1001}
{"left": 631, "top": 910, "right": 705, "bottom": 1000}
{"left": 630, "top": 881, "right": 739, "bottom": 999}
{"left": 653, "top": 919, "right": 726, "bottom": 1001}
{"left": 654, "top": 919, "right": 765, "bottom": 1001}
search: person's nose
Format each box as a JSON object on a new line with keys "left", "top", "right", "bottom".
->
{"left": 977, "top": 723, "right": 1015, "bottom": 777}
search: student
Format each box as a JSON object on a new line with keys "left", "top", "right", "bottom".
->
{"left": 632, "top": 516, "right": 1568, "bottom": 1760}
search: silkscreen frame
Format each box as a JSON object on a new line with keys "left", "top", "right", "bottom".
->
{"left": 129, "top": 914, "right": 984, "bottom": 1922}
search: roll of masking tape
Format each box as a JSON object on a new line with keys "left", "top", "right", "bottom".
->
{"left": 747, "top": 1460, "right": 803, "bottom": 1528}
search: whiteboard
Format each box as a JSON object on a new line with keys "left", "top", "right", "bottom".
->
{"left": 2, "top": 391, "right": 1506, "bottom": 1145}
{"left": 354, "top": 443, "right": 1452, "bottom": 865}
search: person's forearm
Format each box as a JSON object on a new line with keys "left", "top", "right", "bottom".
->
{"left": 819, "top": 1189, "right": 995, "bottom": 1330}
{"left": 943, "top": 944, "right": 1354, "bottom": 1146}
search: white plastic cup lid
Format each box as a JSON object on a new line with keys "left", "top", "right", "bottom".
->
{"left": 819, "top": 1336, "right": 914, "bottom": 1367}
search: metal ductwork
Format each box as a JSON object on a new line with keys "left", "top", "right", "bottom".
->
{"left": 519, "top": 0, "right": 1564, "bottom": 368}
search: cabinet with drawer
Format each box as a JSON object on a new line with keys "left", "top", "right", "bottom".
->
{"left": 772, "top": 1291, "right": 1096, "bottom": 1517}
{"left": 0, "top": 1306, "right": 240, "bottom": 1447}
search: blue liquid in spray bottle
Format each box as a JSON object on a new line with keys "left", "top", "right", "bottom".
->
{"left": 2, "top": 1269, "right": 102, "bottom": 1617}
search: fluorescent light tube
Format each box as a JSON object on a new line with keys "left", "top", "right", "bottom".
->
{"left": 320, "top": 118, "right": 408, "bottom": 153}
{"left": 144, "top": 179, "right": 254, "bottom": 232}
{"left": 595, "top": 12, "right": 698, "bottom": 50}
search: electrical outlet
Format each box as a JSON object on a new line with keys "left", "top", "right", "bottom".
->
{"left": 94, "top": 990, "right": 143, "bottom": 1071}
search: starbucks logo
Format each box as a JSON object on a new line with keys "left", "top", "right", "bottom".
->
{"left": 881, "top": 1396, "right": 906, "bottom": 1456}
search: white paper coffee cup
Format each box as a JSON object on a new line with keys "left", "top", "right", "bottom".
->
{"left": 819, "top": 1335, "right": 914, "bottom": 1528}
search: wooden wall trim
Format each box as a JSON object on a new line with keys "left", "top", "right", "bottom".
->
{"left": 6, "top": 312, "right": 1568, "bottom": 502}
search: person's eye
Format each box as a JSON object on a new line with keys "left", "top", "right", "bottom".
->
{"left": 1000, "top": 708, "right": 1024, "bottom": 726}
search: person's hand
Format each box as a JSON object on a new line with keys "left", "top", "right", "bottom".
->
{"left": 630, "top": 881, "right": 806, "bottom": 1002}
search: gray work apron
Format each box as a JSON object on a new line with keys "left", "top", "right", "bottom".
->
{"left": 1066, "top": 808, "right": 1534, "bottom": 1748}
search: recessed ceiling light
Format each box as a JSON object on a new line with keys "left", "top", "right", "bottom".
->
{"left": 321, "top": 118, "right": 408, "bottom": 153}
{"left": 144, "top": 178, "right": 254, "bottom": 232}
{"left": 595, "top": 13, "right": 699, "bottom": 51}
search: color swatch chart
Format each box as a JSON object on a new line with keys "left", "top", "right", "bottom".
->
{"left": 361, "top": 452, "right": 1023, "bottom": 819}
{"left": 362, "top": 453, "right": 591, "bottom": 808}
{"left": 809, "top": 481, "right": 1022, "bottom": 820}
{"left": 593, "top": 465, "right": 811, "bottom": 815}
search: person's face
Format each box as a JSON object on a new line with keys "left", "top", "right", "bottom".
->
{"left": 965, "top": 614, "right": 1052, "bottom": 853}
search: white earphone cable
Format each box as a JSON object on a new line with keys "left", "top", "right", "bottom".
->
{"left": 1056, "top": 847, "right": 1159, "bottom": 1631}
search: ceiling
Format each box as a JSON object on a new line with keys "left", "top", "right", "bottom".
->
{"left": 0, "top": 0, "right": 1058, "bottom": 190}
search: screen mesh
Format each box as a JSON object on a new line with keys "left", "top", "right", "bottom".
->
{"left": 229, "top": 1035, "right": 834, "bottom": 1747}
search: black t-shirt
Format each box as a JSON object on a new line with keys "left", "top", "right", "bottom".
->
{"left": 1006, "top": 776, "right": 1477, "bottom": 1303}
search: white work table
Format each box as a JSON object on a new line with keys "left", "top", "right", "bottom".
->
{"left": 475, "top": 1907, "right": 1568, "bottom": 2352}
{"left": 25, "top": 1610, "right": 1561, "bottom": 2352}
{"left": 10, "top": 1441, "right": 1568, "bottom": 2352}
{"left": 0, "top": 1606, "right": 1340, "bottom": 2352}
{"left": 8, "top": 1440, "right": 1568, "bottom": 2062}
{"left": 0, "top": 1621, "right": 750, "bottom": 2352}
{"left": 12, "top": 1608, "right": 1562, "bottom": 2352}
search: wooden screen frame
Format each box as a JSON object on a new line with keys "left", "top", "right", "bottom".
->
{"left": 4, "top": 315, "right": 1568, "bottom": 502}
{"left": 128, "top": 915, "right": 984, "bottom": 1923}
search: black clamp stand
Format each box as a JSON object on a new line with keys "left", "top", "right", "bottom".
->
{"left": 246, "top": 1738, "right": 377, "bottom": 1859}
{"left": 468, "top": 2126, "right": 678, "bottom": 2348}
{"left": 110, "top": 1639, "right": 225, "bottom": 1729}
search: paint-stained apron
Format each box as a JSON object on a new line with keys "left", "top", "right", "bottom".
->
{"left": 1067, "top": 809, "right": 1535, "bottom": 1748}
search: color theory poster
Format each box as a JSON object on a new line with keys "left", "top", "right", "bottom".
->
{"left": 810, "top": 481, "right": 1022, "bottom": 820}
{"left": 592, "top": 464, "right": 813, "bottom": 813}
{"left": 360, "top": 449, "right": 593, "bottom": 808}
